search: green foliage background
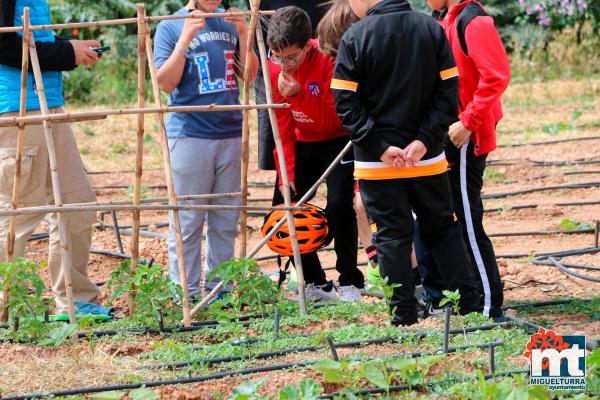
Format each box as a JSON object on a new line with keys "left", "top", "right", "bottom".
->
{"left": 46, "top": 0, "right": 600, "bottom": 105}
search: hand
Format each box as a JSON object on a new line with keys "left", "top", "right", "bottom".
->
{"left": 448, "top": 120, "right": 472, "bottom": 148}
{"left": 278, "top": 72, "right": 300, "bottom": 97}
{"left": 403, "top": 140, "right": 427, "bottom": 166}
{"left": 380, "top": 146, "right": 408, "bottom": 168}
{"left": 70, "top": 40, "right": 100, "bottom": 65}
{"left": 279, "top": 181, "right": 297, "bottom": 197}
{"left": 224, "top": 7, "right": 247, "bottom": 35}
{"left": 181, "top": 11, "right": 206, "bottom": 44}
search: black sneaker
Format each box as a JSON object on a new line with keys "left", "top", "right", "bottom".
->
{"left": 492, "top": 309, "right": 507, "bottom": 323}
{"left": 418, "top": 298, "right": 445, "bottom": 318}
{"left": 392, "top": 309, "right": 418, "bottom": 327}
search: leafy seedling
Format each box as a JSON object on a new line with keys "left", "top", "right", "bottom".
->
{"left": 107, "top": 260, "right": 182, "bottom": 325}
{"left": 228, "top": 378, "right": 267, "bottom": 400}
{"left": 440, "top": 289, "right": 461, "bottom": 315}
{"left": 367, "top": 274, "right": 400, "bottom": 322}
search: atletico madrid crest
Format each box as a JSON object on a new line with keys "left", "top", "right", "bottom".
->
{"left": 308, "top": 82, "right": 320, "bottom": 96}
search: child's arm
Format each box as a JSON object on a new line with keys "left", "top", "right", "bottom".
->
{"left": 225, "top": 8, "right": 259, "bottom": 81}
{"left": 155, "top": 14, "right": 206, "bottom": 93}
{"left": 270, "top": 66, "right": 298, "bottom": 193}
{"left": 332, "top": 36, "right": 389, "bottom": 160}
{"left": 458, "top": 17, "right": 510, "bottom": 134}
{"left": 416, "top": 25, "right": 460, "bottom": 152}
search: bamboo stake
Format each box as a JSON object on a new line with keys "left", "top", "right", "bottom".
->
{"left": 28, "top": 37, "right": 76, "bottom": 323}
{"left": 239, "top": 0, "right": 261, "bottom": 258}
{"left": 0, "top": 103, "right": 288, "bottom": 127}
{"left": 1, "top": 7, "right": 30, "bottom": 323}
{"left": 254, "top": 22, "right": 308, "bottom": 314}
{"left": 0, "top": 11, "right": 276, "bottom": 34}
{"left": 128, "top": 3, "right": 147, "bottom": 316}
{"left": 143, "top": 22, "right": 192, "bottom": 327}
{"left": 66, "top": 192, "right": 242, "bottom": 207}
{"left": 187, "top": 142, "right": 352, "bottom": 319}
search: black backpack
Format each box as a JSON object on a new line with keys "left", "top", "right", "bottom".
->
{"left": 433, "top": 1, "right": 488, "bottom": 56}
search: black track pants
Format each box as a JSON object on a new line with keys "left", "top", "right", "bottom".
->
{"left": 446, "top": 140, "right": 504, "bottom": 317}
{"left": 360, "top": 173, "right": 482, "bottom": 323}
{"left": 272, "top": 137, "right": 362, "bottom": 288}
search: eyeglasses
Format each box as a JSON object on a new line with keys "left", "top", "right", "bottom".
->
{"left": 268, "top": 46, "right": 307, "bottom": 66}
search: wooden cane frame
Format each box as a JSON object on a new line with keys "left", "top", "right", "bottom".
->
{"left": 0, "top": 3, "right": 346, "bottom": 325}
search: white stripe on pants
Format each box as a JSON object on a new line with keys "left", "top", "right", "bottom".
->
{"left": 167, "top": 136, "right": 241, "bottom": 296}
{"left": 459, "top": 142, "right": 492, "bottom": 316}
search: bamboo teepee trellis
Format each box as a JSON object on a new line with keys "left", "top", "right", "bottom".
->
{"left": 0, "top": 2, "right": 347, "bottom": 326}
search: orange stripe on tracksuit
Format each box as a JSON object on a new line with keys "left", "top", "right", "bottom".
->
{"left": 330, "top": 78, "right": 358, "bottom": 92}
{"left": 354, "top": 154, "right": 448, "bottom": 180}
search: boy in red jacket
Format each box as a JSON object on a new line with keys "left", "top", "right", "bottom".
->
{"left": 267, "top": 6, "right": 363, "bottom": 302}
{"left": 421, "top": 0, "right": 511, "bottom": 319}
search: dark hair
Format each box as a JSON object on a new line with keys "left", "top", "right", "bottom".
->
{"left": 267, "top": 6, "right": 312, "bottom": 51}
{"left": 317, "top": 0, "right": 358, "bottom": 57}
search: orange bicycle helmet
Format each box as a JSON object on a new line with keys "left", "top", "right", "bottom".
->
{"left": 261, "top": 203, "right": 330, "bottom": 256}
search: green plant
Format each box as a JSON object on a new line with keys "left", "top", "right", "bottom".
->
{"left": 228, "top": 378, "right": 267, "bottom": 400}
{"left": 483, "top": 168, "right": 508, "bottom": 182}
{"left": 82, "top": 125, "right": 95, "bottom": 137}
{"left": 0, "top": 258, "right": 50, "bottom": 341}
{"left": 559, "top": 218, "right": 593, "bottom": 231}
{"left": 38, "top": 323, "right": 77, "bottom": 347}
{"left": 0, "top": 258, "right": 47, "bottom": 318}
{"left": 278, "top": 379, "right": 323, "bottom": 400}
{"left": 126, "top": 184, "right": 149, "bottom": 200}
{"left": 209, "top": 258, "right": 280, "bottom": 317}
{"left": 107, "top": 260, "right": 182, "bottom": 323}
{"left": 111, "top": 142, "right": 130, "bottom": 155}
{"left": 541, "top": 121, "right": 570, "bottom": 135}
{"left": 313, "top": 355, "right": 444, "bottom": 396}
{"left": 439, "top": 289, "right": 461, "bottom": 315}
{"left": 367, "top": 274, "right": 400, "bottom": 321}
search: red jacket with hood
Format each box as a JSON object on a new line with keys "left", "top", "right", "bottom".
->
{"left": 438, "top": 0, "right": 510, "bottom": 156}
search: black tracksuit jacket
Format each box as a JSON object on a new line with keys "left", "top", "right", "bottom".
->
{"left": 331, "top": 0, "right": 459, "bottom": 166}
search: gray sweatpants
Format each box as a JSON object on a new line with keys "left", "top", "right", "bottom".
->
{"left": 167, "top": 136, "right": 241, "bottom": 297}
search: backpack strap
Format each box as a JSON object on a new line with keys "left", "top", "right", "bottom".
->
{"left": 456, "top": 1, "right": 488, "bottom": 56}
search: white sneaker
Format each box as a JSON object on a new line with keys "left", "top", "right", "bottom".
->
{"left": 339, "top": 285, "right": 362, "bottom": 302}
{"left": 305, "top": 282, "right": 338, "bottom": 302}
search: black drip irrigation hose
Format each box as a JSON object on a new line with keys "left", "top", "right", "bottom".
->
{"left": 318, "top": 368, "right": 530, "bottom": 399}
{"left": 495, "top": 246, "right": 599, "bottom": 260}
{"left": 486, "top": 157, "right": 600, "bottom": 167}
{"left": 1, "top": 339, "right": 507, "bottom": 400}
{"left": 142, "top": 322, "right": 513, "bottom": 371}
{"left": 532, "top": 248, "right": 600, "bottom": 283}
{"left": 87, "top": 168, "right": 163, "bottom": 175}
{"left": 498, "top": 135, "right": 600, "bottom": 148}
{"left": 506, "top": 315, "right": 598, "bottom": 351}
{"left": 532, "top": 159, "right": 600, "bottom": 167}
{"left": 481, "top": 182, "right": 600, "bottom": 200}
{"left": 92, "top": 184, "right": 167, "bottom": 191}
{"left": 503, "top": 298, "right": 582, "bottom": 310}
{"left": 527, "top": 170, "right": 600, "bottom": 182}
{"left": 488, "top": 228, "right": 594, "bottom": 237}
{"left": 0, "top": 313, "right": 263, "bottom": 344}
{"left": 484, "top": 200, "right": 600, "bottom": 213}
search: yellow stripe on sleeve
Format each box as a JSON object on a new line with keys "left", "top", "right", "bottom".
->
{"left": 330, "top": 78, "right": 358, "bottom": 92}
{"left": 440, "top": 67, "right": 459, "bottom": 80}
